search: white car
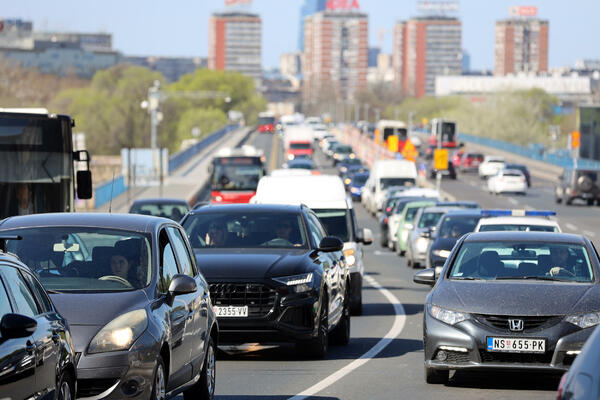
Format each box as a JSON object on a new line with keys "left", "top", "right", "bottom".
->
{"left": 487, "top": 169, "right": 527, "bottom": 195}
{"left": 475, "top": 210, "right": 561, "bottom": 232}
{"left": 478, "top": 156, "right": 505, "bottom": 179}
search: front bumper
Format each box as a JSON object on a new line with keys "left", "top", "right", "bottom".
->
{"left": 424, "top": 311, "right": 591, "bottom": 373}
{"left": 76, "top": 330, "right": 160, "bottom": 399}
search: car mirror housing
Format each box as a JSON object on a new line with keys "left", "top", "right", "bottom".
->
{"left": 0, "top": 313, "right": 37, "bottom": 339}
{"left": 167, "top": 274, "right": 197, "bottom": 305}
{"left": 319, "top": 236, "right": 344, "bottom": 252}
{"left": 421, "top": 229, "right": 431, "bottom": 239}
{"left": 413, "top": 268, "right": 437, "bottom": 286}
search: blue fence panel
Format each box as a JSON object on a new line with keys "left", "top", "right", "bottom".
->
{"left": 95, "top": 176, "right": 127, "bottom": 208}
{"left": 168, "top": 124, "right": 237, "bottom": 174}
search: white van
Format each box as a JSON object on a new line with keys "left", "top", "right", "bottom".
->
{"left": 362, "top": 159, "right": 418, "bottom": 215}
{"left": 252, "top": 175, "right": 373, "bottom": 315}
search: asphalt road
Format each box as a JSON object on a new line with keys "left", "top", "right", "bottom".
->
{"left": 167, "top": 132, "right": 565, "bottom": 400}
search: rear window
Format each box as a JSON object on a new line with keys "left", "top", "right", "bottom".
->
{"left": 504, "top": 172, "right": 523, "bottom": 177}
{"left": 438, "top": 215, "right": 482, "bottom": 238}
{"left": 468, "top": 153, "right": 484, "bottom": 159}
{"left": 418, "top": 212, "right": 444, "bottom": 228}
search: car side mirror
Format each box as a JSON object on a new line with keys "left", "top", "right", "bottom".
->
{"left": 167, "top": 274, "right": 197, "bottom": 306}
{"left": 413, "top": 268, "right": 437, "bottom": 286}
{"left": 0, "top": 313, "right": 37, "bottom": 339}
{"left": 76, "top": 170, "right": 93, "bottom": 199}
{"left": 421, "top": 229, "right": 431, "bottom": 239}
{"left": 357, "top": 228, "right": 373, "bottom": 245}
{"left": 318, "top": 236, "right": 344, "bottom": 252}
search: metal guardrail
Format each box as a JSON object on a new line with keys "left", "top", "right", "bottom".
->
{"left": 93, "top": 124, "right": 238, "bottom": 208}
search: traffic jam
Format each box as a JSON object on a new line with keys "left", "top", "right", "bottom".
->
{"left": 1, "top": 108, "right": 600, "bottom": 400}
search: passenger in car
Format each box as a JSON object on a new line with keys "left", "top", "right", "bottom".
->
{"left": 208, "top": 220, "right": 228, "bottom": 247}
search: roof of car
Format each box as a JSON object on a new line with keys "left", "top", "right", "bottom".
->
{"left": 464, "top": 231, "right": 586, "bottom": 244}
{"left": 421, "top": 206, "right": 460, "bottom": 213}
{"left": 0, "top": 213, "right": 174, "bottom": 232}
{"left": 187, "top": 203, "right": 305, "bottom": 215}
{"left": 131, "top": 198, "right": 189, "bottom": 206}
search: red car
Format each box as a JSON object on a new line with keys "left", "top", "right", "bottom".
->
{"left": 458, "top": 152, "right": 484, "bottom": 172}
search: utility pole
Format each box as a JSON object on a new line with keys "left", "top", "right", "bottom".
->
{"left": 375, "top": 108, "right": 381, "bottom": 123}
{"left": 364, "top": 104, "right": 370, "bottom": 122}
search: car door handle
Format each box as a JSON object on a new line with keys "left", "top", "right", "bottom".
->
{"left": 25, "top": 341, "right": 35, "bottom": 354}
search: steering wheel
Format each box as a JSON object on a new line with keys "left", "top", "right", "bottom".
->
{"left": 99, "top": 275, "right": 133, "bottom": 287}
{"left": 261, "top": 238, "right": 293, "bottom": 247}
{"left": 548, "top": 267, "right": 576, "bottom": 278}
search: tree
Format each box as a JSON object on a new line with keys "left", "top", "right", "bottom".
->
{"left": 176, "top": 108, "right": 228, "bottom": 144}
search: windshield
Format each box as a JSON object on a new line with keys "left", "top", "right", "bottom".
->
{"left": 290, "top": 142, "right": 312, "bottom": 150}
{"left": 479, "top": 224, "right": 559, "bottom": 232}
{"left": 0, "top": 116, "right": 73, "bottom": 218}
{"left": 4, "top": 228, "right": 152, "bottom": 291}
{"left": 382, "top": 127, "right": 407, "bottom": 141}
{"left": 449, "top": 242, "right": 594, "bottom": 283}
{"left": 258, "top": 116, "right": 275, "bottom": 125}
{"left": 212, "top": 164, "right": 263, "bottom": 191}
{"left": 130, "top": 202, "right": 189, "bottom": 221}
{"left": 418, "top": 212, "right": 444, "bottom": 229}
{"left": 352, "top": 174, "right": 369, "bottom": 185}
{"left": 182, "top": 212, "right": 308, "bottom": 249}
{"left": 288, "top": 161, "right": 314, "bottom": 170}
{"left": 313, "top": 209, "right": 351, "bottom": 242}
{"left": 335, "top": 145, "right": 353, "bottom": 153}
{"left": 438, "top": 215, "right": 482, "bottom": 238}
{"left": 380, "top": 178, "right": 416, "bottom": 190}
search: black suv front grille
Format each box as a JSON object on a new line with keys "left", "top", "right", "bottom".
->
{"left": 474, "top": 314, "right": 560, "bottom": 332}
{"left": 210, "top": 283, "right": 277, "bottom": 317}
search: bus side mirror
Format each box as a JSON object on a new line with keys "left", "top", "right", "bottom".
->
{"left": 77, "top": 170, "right": 93, "bottom": 199}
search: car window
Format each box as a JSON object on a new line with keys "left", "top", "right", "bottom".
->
{"left": 419, "top": 212, "right": 444, "bottom": 229}
{"left": 159, "top": 230, "right": 180, "bottom": 293}
{"left": 3, "top": 266, "right": 40, "bottom": 317}
{"left": 167, "top": 226, "right": 195, "bottom": 277}
{"left": 306, "top": 212, "right": 326, "bottom": 246}
{"left": 0, "top": 274, "right": 13, "bottom": 317}
{"left": 22, "top": 271, "right": 52, "bottom": 314}
{"left": 313, "top": 209, "right": 351, "bottom": 242}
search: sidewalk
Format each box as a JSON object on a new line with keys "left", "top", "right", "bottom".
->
{"left": 96, "top": 127, "right": 253, "bottom": 213}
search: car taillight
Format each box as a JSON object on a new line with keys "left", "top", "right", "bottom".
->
{"left": 556, "top": 372, "right": 568, "bottom": 400}
{"left": 384, "top": 217, "right": 389, "bottom": 224}
{"left": 386, "top": 207, "right": 392, "bottom": 212}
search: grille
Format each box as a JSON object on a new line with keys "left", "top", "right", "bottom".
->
{"left": 77, "top": 378, "right": 119, "bottom": 397}
{"left": 444, "top": 351, "right": 471, "bottom": 364}
{"left": 210, "top": 283, "right": 277, "bottom": 317}
{"left": 479, "top": 350, "right": 553, "bottom": 365}
{"left": 474, "top": 314, "right": 560, "bottom": 332}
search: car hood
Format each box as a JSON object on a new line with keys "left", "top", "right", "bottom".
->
{"left": 50, "top": 290, "right": 149, "bottom": 352}
{"left": 432, "top": 280, "right": 600, "bottom": 316}
{"left": 194, "top": 248, "right": 312, "bottom": 280}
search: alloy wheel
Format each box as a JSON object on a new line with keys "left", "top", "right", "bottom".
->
{"left": 154, "top": 362, "right": 166, "bottom": 400}
{"left": 59, "top": 379, "right": 72, "bottom": 400}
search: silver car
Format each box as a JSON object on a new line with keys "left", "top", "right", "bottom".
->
{"left": 405, "top": 206, "right": 457, "bottom": 268}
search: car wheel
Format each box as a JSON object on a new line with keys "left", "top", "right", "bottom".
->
{"left": 555, "top": 193, "right": 562, "bottom": 203}
{"left": 413, "top": 261, "right": 421, "bottom": 269}
{"left": 298, "top": 295, "right": 328, "bottom": 358}
{"left": 406, "top": 254, "right": 413, "bottom": 268}
{"left": 380, "top": 231, "right": 388, "bottom": 248}
{"left": 565, "top": 194, "right": 573, "bottom": 205}
{"left": 57, "top": 371, "right": 75, "bottom": 400}
{"left": 588, "top": 199, "right": 594, "bottom": 206}
{"left": 350, "top": 292, "right": 362, "bottom": 316}
{"left": 151, "top": 356, "right": 167, "bottom": 400}
{"left": 184, "top": 336, "right": 216, "bottom": 400}
{"left": 331, "top": 288, "right": 351, "bottom": 345}
{"left": 425, "top": 366, "right": 449, "bottom": 384}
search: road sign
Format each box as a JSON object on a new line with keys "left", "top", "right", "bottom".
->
{"left": 388, "top": 135, "right": 399, "bottom": 152}
{"left": 402, "top": 140, "right": 419, "bottom": 162}
{"left": 434, "top": 149, "right": 448, "bottom": 170}
{"left": 571, "top": 131, "right": 581, "bottom": 149}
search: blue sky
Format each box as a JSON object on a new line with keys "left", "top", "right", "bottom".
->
{"left": 4, "top": 0, "right": 599, "bottom": 70}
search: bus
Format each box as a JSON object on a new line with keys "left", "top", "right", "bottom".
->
{"left": 376, "top": 120, "right": 408, "bottom": 150}
{"left": 257, "top": 111, "right": 276, "bottom": 133}
{"left": 209, "top": 145, "right": 266, "bottom": 204}
{"left": 0, "top": 109, "right": 92, "bottom": 219}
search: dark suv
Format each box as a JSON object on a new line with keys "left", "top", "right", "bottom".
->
{"left": 555, "top": 168, "right": 600, "bottom": 205}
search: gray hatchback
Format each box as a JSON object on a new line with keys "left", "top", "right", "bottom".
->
{"left": 414, "top": 231, "right": 600, "bottom": 384}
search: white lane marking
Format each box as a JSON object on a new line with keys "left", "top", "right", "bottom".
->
{"left": 584, "top": 230, "right": 596, "bottom": 238}
{"left": 287, "top": 275, "right": 406, "bottom": 400}
{"left": 566, "top": 223, "right": 578, "bottom": 231}
{"left": 373, "top": 250, "right": 396, "bottom": 256}
{"left": 508, "top": 198, "right": 519, "bottom": 205}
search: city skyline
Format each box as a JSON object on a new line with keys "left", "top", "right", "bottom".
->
{"left": 3, "top": 0, "right": 600, "bottom": 71}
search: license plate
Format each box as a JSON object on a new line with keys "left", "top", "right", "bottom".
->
{"left": 487, "top": 337, "right": 545, "bottom": 353}
{"left": 215, "top": 306, "right": 248, "bottom": 318}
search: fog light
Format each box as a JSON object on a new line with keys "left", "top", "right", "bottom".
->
{"left": 121, "top": 379, "right": 140, "bottom": 396}
{"left": 436, "top": 350, "right": 447, "bottom": 361}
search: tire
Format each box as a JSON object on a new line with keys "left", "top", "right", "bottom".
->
{"left": 413, "top": 261, "right": 421, "bottom": 269}
{"left": 350, "top": 293, "right": 362, "bottom": 316}
{"left": 588, "top": 199, "right": 594, "bottom": 206}
{"left": 151, "top": 356, "right": 167, "bottom": 400}
{"left": 425, "top": 366, "right": 449, "bottom": 384}
{"left": 380, "top": 229, "right": 388, "bottom": 248}
{"left": 57, "top": 371, "right": 75, "bottom": 400}
{"left": 298, "top": 295, "right": 328, "bottom": 359}
{"left": 331, "top": 288, "right": 351, "bottom": 346}
{"left": 184, "top": 336, "right": 216, "bottom": 400}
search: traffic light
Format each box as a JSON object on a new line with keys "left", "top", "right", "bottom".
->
{"left": 571, "top": 131, "right": 581, "bottom": 149}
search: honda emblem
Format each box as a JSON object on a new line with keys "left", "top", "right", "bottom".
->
{"left": 508, "top": 319, "right": 524, "bottom": 332}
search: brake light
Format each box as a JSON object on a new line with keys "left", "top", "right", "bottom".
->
{"left": 556, "top": 372, "right": 568, "bottom": 400}
{"left": 384, "top": 217, "right": 389, "bottom": 224}
{"left": 386, "top": 207, "right": 392, "bottom": 212}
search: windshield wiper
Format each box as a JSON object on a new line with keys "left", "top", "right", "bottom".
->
{"left": 495, "top": 276, "right": 574, "bottom": 282}
{"left": 450, "top": 276, "right": 482, "bottom": 280}
{"left": 45, "top": 289, "right": 63, "bottom": 294}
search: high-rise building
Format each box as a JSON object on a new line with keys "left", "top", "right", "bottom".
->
{"left": 298, "top": 0, "right": 327, "bottom": 51}
{"left": 208, "top": 11, "right": 262, "bottom": 82}
{"left": 494, "top": 18, "right": 548, "bottom": 76}
{"left": 280, "top": 52, "right": 302, "bottom": 77}
{"left": 393, "top": 17, "right": 462, "bottom": 97}
{"left": 303, "top": 10, "right": 368, "bottom": 102}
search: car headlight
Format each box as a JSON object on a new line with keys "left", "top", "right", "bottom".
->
{"left": 88, "top": 309, "right": 148, "bottom": 354}
{"left": 273, "top": 272, "right": 314, "bottom": 293}
{"left": 341, "top": 167, "right": 348, "bottom": 173}
{"left": 344, "top": 249, "right": 356, "bottom": 266}
{"left": 429, "top": 305, "right": 469, "bottom": 325}
{"left": 288, "top": 154, "right": 295, "bottom": 160}
{"left": 416, "top": 237, "right": 429, "bottom": 252}
{"left": 566, "top": 312, "right": 600, "bottom": 329}
{"left": 350, "top": 187, "right": 359, "bottom": 194}
{"left": 433, "top": 249, "right": 451, "bottom": 259}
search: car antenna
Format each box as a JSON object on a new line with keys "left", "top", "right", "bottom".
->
{"left": 109, "top": 171, "right": 115, "bottom": 213}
